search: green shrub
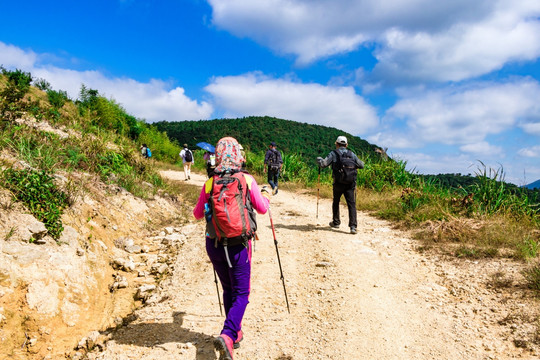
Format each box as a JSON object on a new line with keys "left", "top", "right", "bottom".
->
{"left": 97, "top": 152, "right": 133, "bottom": 179}
{"left": 1, "top": 168, "right": 68, "bottom": 240}
{"left": 0, "top": 68, "right": 33, "bottom": 120}
{"left": 34, "top": 78, "right": 51, "bottom": 91}
{"left": 47, "top": 89, "right": 69, "bottom": 109}
{"left": 65, "top": 147, "right": 89, "bottom": 170}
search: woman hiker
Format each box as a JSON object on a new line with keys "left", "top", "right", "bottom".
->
{"left": 193, "top": 137, "right": 271, "bottom": 360}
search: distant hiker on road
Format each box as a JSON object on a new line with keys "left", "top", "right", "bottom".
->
{"left": 317, "top": 136, "right": 364, "bottom": 234}
{"left": 179, "top": 144, "right": 193, "bottom": 180}
{"left": 204, "top": 150, "right": 217, "bottom": 178}
{"left": 193, "top": 136, "right": 271, "bottom": 360}
{"left": 264, "top": 141, "right": 283, "bottom": 195}
{"left": 140, "top": 144, "right": 151, "bottom": 159}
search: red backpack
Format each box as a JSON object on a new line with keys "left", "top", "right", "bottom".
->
{"left": 208, "top": 172, "right": 255, "bottom": 244}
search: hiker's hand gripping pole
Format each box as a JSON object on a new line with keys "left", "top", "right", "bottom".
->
{"left": 268, "top": 208, "right": 291, "bottom": 314}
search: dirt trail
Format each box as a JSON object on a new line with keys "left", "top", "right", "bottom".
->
{"left": 88, "top": 171, "right": 537, "bottom": 360}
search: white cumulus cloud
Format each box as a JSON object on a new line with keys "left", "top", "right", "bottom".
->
{"left": 0, "top": 42, "right": 212, "bottom": 122}
{"left": 208, "top": 0, "right": 540, "bottom": 83}
{"left": 0, "top": 42, "right": 38, "bottom": 69}
{"left": 382, "top": 79, "right": 540, "bottom": 147}
{"left": 393, "top": 151, "right": 477, "bottom": 176}
{"left": 372, "top": 1, "right": 540, "bottom": 83}
{"left": 460, "top": 141, "right": 503, "bottom": 156}
{"left": 204, "top": 72, "right": 378, "bottom": 135}
{"left": 519, "top": 145, "right": 540, "bottom": 158}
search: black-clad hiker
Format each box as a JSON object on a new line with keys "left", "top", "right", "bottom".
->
{"left": 193, "top": 137, "right": 271, "bottom": 360}
{"left": 264, "top": 141, "right": 283, "bottom": 195}
{"left": 317, "top": 136, "right": 364, "bottom": 234}
{"left": 204, "top": 150, "right": 216, "bottom": 178}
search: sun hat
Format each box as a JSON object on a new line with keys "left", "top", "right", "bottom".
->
{"left": 336, "top": 136, "right": 348, "bottom": 145}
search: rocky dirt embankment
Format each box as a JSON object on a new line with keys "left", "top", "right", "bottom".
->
{"left": 0, "top": 162, "right": 188, "bottom": 359}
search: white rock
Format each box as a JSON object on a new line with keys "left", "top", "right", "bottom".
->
{"left": 152, "top": 263, "right": 168, "bottom": 274}
{"left": 58, "top": 226, "right": 79, "bottom": 247}
{"left": 96, "top": 240, "right": 108, "bottom": 251}
{"left": 125, "top": 245, "right": 141, "bottom": 254}
{"left": 26, "top": 281, "right": 60, "bottom": 316}
{"left": 123, "top": 260, "right": 136, "bottom": 272}
{"left": 164, "top": 227, "right": 174, "bottom": 235}
{"left": 86, "top": 331, "right": 100, "bottom": 349}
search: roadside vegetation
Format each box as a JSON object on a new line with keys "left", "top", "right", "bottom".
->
{"left": 0, "top": 67, "right": 182, "bottom": 240}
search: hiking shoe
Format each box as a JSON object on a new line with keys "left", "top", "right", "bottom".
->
{"left": 272, "top": 186, "right": 278, "bottom": 195}
{"left": 233, "top": 330, "right": 243, "bottom": 349}
{"left": 329, "top": 222, "right": 339, "bottom": 229}
{"left": 214, "top": 334, "right": 234, "bottom": 360}
{"left": 350, "top": 227, "right": 357, "bottom": 234}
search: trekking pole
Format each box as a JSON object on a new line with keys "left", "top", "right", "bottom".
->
{"left": 268, "top": 208, "right": 291, "bottom": 314}
{"left": 316, "top": 167, "right": 321, "bottom": 219}
{"left": 213, "top": 268, "right": 224, "bottom": 317}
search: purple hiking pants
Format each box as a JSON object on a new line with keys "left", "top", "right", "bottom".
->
{"left": 206, "top": 237, "right": 252, "bottom": 342}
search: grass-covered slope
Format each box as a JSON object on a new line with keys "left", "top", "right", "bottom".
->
{"left": 0, "top": 67, "right": 182, "bottom": 239}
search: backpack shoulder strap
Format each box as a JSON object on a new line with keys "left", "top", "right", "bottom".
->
{"left": 332, "top": 149, "right": 342, "bottom": 162}
{"left": 239, "top": 171, "right": 254, "bottom": 189}
{"left": 204, "top": 177, "right": 214, "bottom": 194}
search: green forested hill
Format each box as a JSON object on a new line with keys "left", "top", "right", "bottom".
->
{"left": 153, "top": 116, "right": 382, "bottom": 162}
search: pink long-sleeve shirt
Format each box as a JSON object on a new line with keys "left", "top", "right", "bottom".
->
{"left": 193, "top": 173, "right": 270, "bottom": 220}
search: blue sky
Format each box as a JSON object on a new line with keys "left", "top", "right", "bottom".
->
{"left": 1, "top": 0, "right": 540, "bottom": 185}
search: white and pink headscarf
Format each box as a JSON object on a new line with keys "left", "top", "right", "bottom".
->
{"left": 214, "top": 137, "right": 245, "bottom": 174}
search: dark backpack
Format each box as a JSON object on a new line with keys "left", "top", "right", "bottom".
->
{"left": 208, "top": 172, "right": 256, "bottom": 244}
{"left": 268, "top": 149, "right": 280, "bottom": 171}
{"left": 332, "top": 149, "right": 358, "bottom": 184}
{"left": 184, "top": 149, "right": 193, "bottom": 162}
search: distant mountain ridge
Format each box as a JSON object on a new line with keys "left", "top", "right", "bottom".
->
{"left": 525, "top": 179, "right": 540, "bottom": 190}
{"left": 153, "top": 116, "right": 383, "bottom": 163}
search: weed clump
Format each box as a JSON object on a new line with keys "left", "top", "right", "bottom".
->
{"left": 1, "top": 168, "right": 68, "bottom": 240}
{"left": 522, "top": 262, "right": 540, "bottom": 292}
